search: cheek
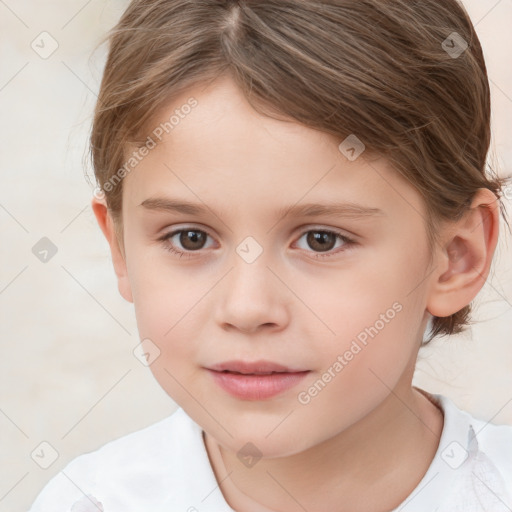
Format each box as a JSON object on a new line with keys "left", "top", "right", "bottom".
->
{"left": 295, "top": 250, "right": 425, "bottom": 391}
{"left": 131, "top": 274, "right": 203, "bottom": 408}
{"left": 131, "top": 279, "right": 202, "bottom": 360}
{"left": 125, "top": 255, "right": 202, "bottom": 371}
{"left": 297, "top": 250, "right": 420, "bottom": 345}
{"left": 293, "top": 300, "right": 419, "bottom": 445}
{"left": 126, "top": 238, "right": 207, "bottom": 337}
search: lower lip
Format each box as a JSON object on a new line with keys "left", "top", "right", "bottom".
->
{"left": 207, "top": 369, "right": 310, "bottom": 400}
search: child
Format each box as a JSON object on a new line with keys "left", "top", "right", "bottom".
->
{"left": 29, "top": 0, "right": 512, "bottom": 510}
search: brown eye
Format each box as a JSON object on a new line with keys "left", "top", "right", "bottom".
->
{"left": 295, "top": 228, "right": 356, "bottom": 259}
{"left": 305, "top": 231, "right": 337, "bottom": 252}
{"left": 159, "top": 228, "right": 213, "bottom": 258}
{"left": 178, "top": 230, "right": 208, "bottom": 251}
{"left": 159, "top": 226, "right": 356, "bottom": 260}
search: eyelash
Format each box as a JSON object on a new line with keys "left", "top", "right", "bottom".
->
{"left": 157, "top": 226, "right": 357, "bottom": 260}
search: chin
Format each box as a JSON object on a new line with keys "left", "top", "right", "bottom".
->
{"left": 213, "top": 419, "right": 315, "bottom": 459}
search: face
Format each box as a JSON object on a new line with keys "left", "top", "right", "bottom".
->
{"left": 115, "top": 76, "right": 434, "bottom": 457}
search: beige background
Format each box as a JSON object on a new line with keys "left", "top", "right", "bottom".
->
{"left": 1, "top": 1, "right": 511, "bottom": 511}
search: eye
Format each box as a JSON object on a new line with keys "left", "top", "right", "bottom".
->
{"left": 158, "top": 226, "right": 356, "bottom": 259}
{"left": 294, "top": 228, "right": 356, "bottom": 259}
{"left": 158, "top": 228, "right": 214, "bottom": 258}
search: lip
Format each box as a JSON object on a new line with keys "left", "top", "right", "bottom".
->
{"left": 208, "top": 359, "right": 308, "bottom": 374}
{"left": 206, "top": 360, "right": 310, "bottom": 400}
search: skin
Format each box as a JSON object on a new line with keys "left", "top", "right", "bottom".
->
{"left": 92, "top": 75, "right": 499, "bottom": 512}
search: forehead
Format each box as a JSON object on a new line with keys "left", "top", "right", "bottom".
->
{"left": 122, "top": 76, "right": 425, "bottom": 225}
{"left": 146, "top": 76, "right": 341, "bottom": 166}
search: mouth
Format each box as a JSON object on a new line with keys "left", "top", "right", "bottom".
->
{"left": 205, "top": 360, "right": 310, "bottom": 400}
{"left": 219, "top": 370, "right": 289, "bottom": 375}
{"left": 207, "top": 359, "right": 308, "bottom": 375}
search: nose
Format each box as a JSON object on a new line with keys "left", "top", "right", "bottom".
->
{"left": 214, "top": 253, "right": 290, "bottom": 335}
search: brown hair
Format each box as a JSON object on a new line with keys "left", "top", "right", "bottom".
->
{"left": 89, "top": 0, "right": 510, "bottom": 343}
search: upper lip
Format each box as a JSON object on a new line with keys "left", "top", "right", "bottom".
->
{"left": 207, "top": 360, "right": 309, "bottom": 375}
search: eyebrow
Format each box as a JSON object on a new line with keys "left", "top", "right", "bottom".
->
{"left": 139, "top": 197, "right": 385, "bottom": 220}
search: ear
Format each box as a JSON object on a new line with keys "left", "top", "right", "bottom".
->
{"left": 91, "top": 196, "right": 133, "bottom": 303}
{"left": 426, "top": 188, "right": 500, "bottom": 318}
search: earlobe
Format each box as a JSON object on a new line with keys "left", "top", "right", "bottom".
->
{"left": 426, "top": 188, "right": 499, "bottom": 318}
{"left": 91, "top": 196, "right": 134, "bottom": 304}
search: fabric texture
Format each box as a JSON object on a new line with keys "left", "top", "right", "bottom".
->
{"left": 28, "top": 388, "right": 512, "bottom": 512}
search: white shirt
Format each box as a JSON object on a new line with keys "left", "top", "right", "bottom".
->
{"left": 28, "top": 390, "right": 512, "bottom": 512}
